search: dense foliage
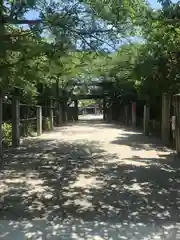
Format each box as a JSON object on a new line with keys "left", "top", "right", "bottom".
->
{"left": 0, "top": 0, "right": 179, "bottom": 108}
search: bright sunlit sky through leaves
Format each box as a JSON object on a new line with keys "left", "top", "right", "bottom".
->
{"left": 23, "top": 0, "right": 177, "bottom": 51}
{"left": 24, "top": 0, "right": 163, "bottom": 21}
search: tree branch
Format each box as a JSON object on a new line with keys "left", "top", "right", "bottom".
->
{"left": 3, "top": 17, "right": 42, "bottom": 25}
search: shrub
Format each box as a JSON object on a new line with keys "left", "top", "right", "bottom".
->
{"left": 2, "top": 122, "right": 12, "bottom": 147}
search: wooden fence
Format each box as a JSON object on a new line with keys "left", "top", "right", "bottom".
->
{"left": 0, "top": 95, "right": 80, "bottom": 166}
{"left": 115, "top": 95, "right": 175, "bottom": 149}
{"left": 172, "top": 94, "right": 180, "bottom": 154}
{"left": 2, "top": 101, "right": 55, "bottom": 147}
{"left": 0, "top": 97, "right": 62, "bottom": 166}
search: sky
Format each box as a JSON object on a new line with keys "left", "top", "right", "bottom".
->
{"left": 23, "top": 0, "right": 177, "bottom": 51}
{"left": 24, "top": 0, "right": 180, "bottom": 20}
{"left": 148, "top": 0, "right": 161, "bottom": 8}
{"left": 25, "top": 0, "right": 163, "bottom": 20}
{"left": 22, "top": 0, "right": 164, "bottom": 51}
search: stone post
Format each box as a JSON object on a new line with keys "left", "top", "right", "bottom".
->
{"left": 12, "top": 96, "right": 20, "bottom": 147}
{"left": 143, "top": 105, "right": 149, "bottom": 135}
{"left": 131, "top": 102, "right": 136, "bottom": 128}
{"left": 103, "top": 98, "right": 106, "bottom": 120}
{"left": 124, "top": 105, "right": 129, "bottom": 125}
{"left": 37, "top": 106, "right": 42, "bottom": 136}
{"left": 57, "top": 102, "right": 63, "bottom": 126}
{"left": 49, "top": 99, "right": 54, "bottom": 130}
{"left": 161, "top": 93, "right": 171, "bottom": 145}
{"left": 74, "top": 100, "right": 78, "bottom": 121}
{"left": 62, "top": 101, "right": 68, "bottom": 124}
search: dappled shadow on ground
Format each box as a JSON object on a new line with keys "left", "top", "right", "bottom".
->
{"left": 78, "top": 121, "right": 125, "bottom": 130}
{"left": 111, "top": 130, "right": 172, "bottom": 152}
{"left": 63, "top": 119, "right": 128, "bottom": 133}
{"left": 0, "top": 133, "right": 180, "bottom": 238}
{"left": 52, "top": 121, "right": 126, "bottom": 137}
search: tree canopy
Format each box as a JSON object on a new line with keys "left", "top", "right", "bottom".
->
{"left": 0, "top": 0, "right": 179, "bottom": 105}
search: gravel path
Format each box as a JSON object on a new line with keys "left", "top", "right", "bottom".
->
{"left": 0, "top": 115, "right": 180, "bottom": 239}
